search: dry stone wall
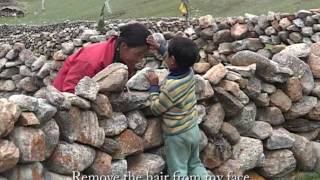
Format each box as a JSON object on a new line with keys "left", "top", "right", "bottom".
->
{"left": 2, "top": 9, "right": 320, "bottom": 180}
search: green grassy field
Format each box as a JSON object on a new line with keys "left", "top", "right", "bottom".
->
{"left": 1, "top": 0, "right": 320, "bottom": 25}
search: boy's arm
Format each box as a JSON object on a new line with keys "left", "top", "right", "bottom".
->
{"left": 149, "top": 85, "right": 175, "bottom": 116}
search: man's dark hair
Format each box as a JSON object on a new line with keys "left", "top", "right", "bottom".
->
{"left": 118, "top": 23, "right": 151, "bottom": 47}
{"left": 168, "top": 37, "right": 199, "bottom": 68}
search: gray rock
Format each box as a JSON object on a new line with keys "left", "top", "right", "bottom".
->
{"left": 40, "top": 120, "right": 60, "bottom": 159}
{"left": 0, "top": 67, "right": 19, "bottom": 79}
{"left": 283, "top": 118, "right": 320, "bottom": 133}
{"left": 73, "top": 39, "right": 83, "bottom": 47}
{"left": 100, "top": 112, "right": 128, "bottom": 137}
{"left": 312, "top": 142, "right": 320, "bottom": 170}
{"left": 91, "top": 93, "right": 113, "bottom": 119}
{"left": 0, "top": 58, "right": 7, "bottom": 70}
{"left": 19, "top": 65, "right": 33, "bottom": 76}
{"left": 55, "top": 108, "right": 105, "bottom": 147}
{"left": 302, "top": 27, "right": 314, "bottom": 37}
{"left": 258, "top": 15, "right": 270, "bottom": 29}
{"left": 228, "top": 103, "right": 257, "bottom": 135}
{"left": 9, "top": 95, "right": 38, "bottom": 112}
{"left": 200, "top": 28, "right": 214, "bottom": 40}
{"left": 196, "top": 105, "right": 206, "bottom": 124}
{"left": 219, "top": 42, "right": 233, "bottom": 54}
{"left": 257, "top": 106, "right": 285, "bottom": 126}
{"left": 9, "top": 127, "right": 45, "bottom": 163}
{"left": 246, "top": 121, "right": 273, "bottom": 140}
{"left": 293, "top": 18, "right": 305, "bottom": 28}
{"left": 265, "top": 26, "right": 277, "bottom": 35}
{"left": 312, "top": 32, "right": 320, "bottom": 42}
{"left": 43, "top": 171, "right": 73, "bottom": 180}
{"left": 213, "top": 30, "right": 233, "bottom": 43}
{"left": 127, "top": 153, "right": 165, "bottom": 179}
{"left": 0, "top": 140, "right": 19, "bottom": 173}
{"left": 80, "top": 29, "right": 99, "bottom": 41}
{"left": 261, "top": 82, "right": 276, "bottom": 94}
{"left": 36, "top": 98, "right": 57, "bottom": 124}
{"left": 246, "top": 38, "right": 264, "bottom": 51}
{"left": 37, "top": 62, "right": 52, "bottom": 78}
{"left": 0, "top": 80, "right": 15, "bottom": 91}
{"left": 201, "top": 103, "right": 225, "bottom": 137}
{"left": 257, "top": 49, "right": 272, "bottom": 59}
{"left": 244, "top": 77, "right": 261, "bottom": 98}
{"left": 259, "top": 35, "right": 271, "bottom": 44}
{"left": 19, "top": 49, "right": 36, "bottom": 67}
{"left": 109, "top": 91, "right": 149, "bottom": 112}
{"left": 199, "top": 130, "right": 208, "bottom": 152}
{"left": 75, "top": 76, "right": 99, "bottom": 101}
{"left": 61, "top": 42, "right": 75, "bottom": 55}
{"left": 289, "top": 32, "right": 303, "bottom": 43}
{"left": 194, "top": 75, "right": 214, "bottom": 100}
{"left": 308, "top": 101, "right": 320, "bottom": 121}
{"left": 279, "top": 43, "right": 311, "bottom": 58}
{"left": 90, "top": 35, "right": 107, "bottom": 42}
{"left": 3, "top": 162, "right": 43, "bottom": 180}
{"left": 221, "top": 122, "right": 241, "bottom": 145}
{"left": 17, "top": 77, "right": 39, "bottom": 92}
{"left": 111, "top": 159, "right": 127, "bottom": 180}
{"left": 285, "top": 96, "right": 317, "bottom": 119}
{"left": 312, "top": 80, "right": 320, "bottom": 98}
{"left": 5, "top": 49, "right": 18, "bottom": 60}
{"left": 214, "top": 87, "right": 244, "bottom": 118}
{"left": 225, "top": 64, "right": 256, "bottom": 78}
{"left": 46, "top": 86, "right": 70, "bottom": 109}
{"left": 272, "top": 53, "right": 314, "bottom": 94}
{"left": 297, "top": 10, "right": 312, "bottom": 18}
{"left": 5, "top": 60, "right": 23, "bottom": 68}
{"left": 270, "top": 89, "right": 292, "bottom": 112}
{"left": 233, "top": 137, "right": 264, "bottom": 171}
{"left": 313, "top": 24, "right": 320, "bottom": 32}
{"left": 126, "top": 110, "right": 147, "bottom": 136}
{"left": 99, "top": 137, "right": 120, "bottom": 155}
{"left": 0, "top": 44, "right": 11, "bottom": 58}
{"left": 258, "top": 149, "right": 296, "bottom": 178}
{"left": 266, "top": 129, "right": 295, "bottom": 150}
{"left": 62, "top": 92, "right": 91, "bottom": 109}
{"left": 291, "top": 134, "right": 317, "bottom": 171}
{"left": 47, "top": 142, "right": 96, "bottom": 175}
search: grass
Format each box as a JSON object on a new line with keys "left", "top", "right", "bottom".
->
{"left": 1, "top": 0, "right": 320, "bottom": 25}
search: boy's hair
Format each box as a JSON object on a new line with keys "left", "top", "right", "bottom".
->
{"left": 168, "top": 37, "right": 199, "bottom": 68}
{"left": 118, "top": 23, "right": 151, "bottom": 47}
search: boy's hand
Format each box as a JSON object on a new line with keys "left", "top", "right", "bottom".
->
{"left": 146, "top": 71, "right": 159, "bottom": 86}
{"left": 147, "top": 35, "right": 160, "bottom": 51}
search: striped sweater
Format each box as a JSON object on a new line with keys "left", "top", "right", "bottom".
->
{"left": 149, "top": 67, "right": 198, "bottom": 135}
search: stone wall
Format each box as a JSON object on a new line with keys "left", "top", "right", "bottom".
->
{"left": 2, "top": 9, "right": 320, "bottom": 179}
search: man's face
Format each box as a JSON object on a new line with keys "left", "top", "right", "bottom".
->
{"left": 120, "top": 43, "right": 148, "bottom": 67}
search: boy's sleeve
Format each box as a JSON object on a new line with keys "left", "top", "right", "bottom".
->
{"left": 149, "top": 85, "right": 175, "bottom": 116}
{"left": 158, "top": 43, "right": 167, "bottom": 57}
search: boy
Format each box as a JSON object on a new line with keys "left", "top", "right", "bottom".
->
{"left": 146, "top": 37, "right": 208, "bottom": 180}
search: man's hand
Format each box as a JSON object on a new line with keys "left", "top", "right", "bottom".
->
{"left": 147, "top": 35, "right": 160, "bottom": 51}
{"left": 145, "top": 71, "right": 159, "bottom": 86}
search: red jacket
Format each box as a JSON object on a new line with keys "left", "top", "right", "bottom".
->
{"left": 53, "top": 37, "right": 117, "bottom": 93}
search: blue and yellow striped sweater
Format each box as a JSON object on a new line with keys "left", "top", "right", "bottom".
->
{"left": 149, "top": 67, "right": 198, "bottom": 135}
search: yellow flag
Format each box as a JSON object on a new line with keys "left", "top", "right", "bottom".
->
{"left": 179, "top": 2, "right": 188, "bottom": 15}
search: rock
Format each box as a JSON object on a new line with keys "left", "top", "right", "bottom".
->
{"left": 265, "top": 26, "right": 277, "bottom": 35}
{"left": 86, "top": 151, "right": 112, "bottom": 176}
{"left": 297, "top": 129, "right": 320, "bottom": 141}
{"left": 43, "top": 171, "right": 73, "bottom": 180}
{"left": 308, "top": 101, "right": 320, "bottom": 121}
{"left": 200, "top": 28, "right": 214, "bottom": 40}
{"left": 99, "top": 137, "right": 120, "bottom": 156}
{"left": 199, "top": 15, "right": 214, "bottom": 28}
{"left": 231, "top": 51, "right": 292, "bottom": 83}
{"left": 111, "top": 159, "right": 127, "bottom": 180}
{"left": 143, "top": 118, "right": 163, "bottom": 150}
{"left": 293, "top": 18, "right": 305, "bottom": 28}
{"left": 46, "top": 86, "right": 70, "bottom": 109}
{"left": 0, "top": 58, "right": 7, "bottom": 70}
{"left": 0, "top": 140, "right": 19, "bottom": 173}
{"left": 244, "top": 77, "right": 261, "bottom": 98}
{"left": 92, "top": 63, "right": 128, "bottom": 93}
{"left": 194, "top": 75, "right": 214, "bottom": 100}
{"left": 203, "top": 63, "right": 227, "bottom": 85}
{"left": 258, "top": 150, "right": 296, "bottom": 178}
{"left": 283, "top": 118, "right": 320, "bottom": 132}
{"left": 100, "top": 112, "right": 128, "bottom": 137}
{"left": 258, "top": 15, "right": 270, "bottom": 29}
{"left": 312, "top": 32, "right": 320, "bottom": 42}
{"left": 273, "top": 52, "right": 314, "bottom": 94}
{"left": 47, "top": 142, "right": 96, "bottom": 175}
{"left": 18, "top": 77, "right": 39, "bottom": 92}
{"left": 127, "top": 153, "right": 165, "bottom": 179}
{"left": 5, "top": 49, "right": 18, "bottom": 60}
{"left": 266, "top": 129, "right": 295, "bottom": 150}
{"left": 37, "top": 62, "right": 52, "bottom": 78}
{"left": 312, "top": 80, "right": 320, "bottom": 98}
{"left": 53, "top": 50, "right": 67, "bottom": 61}
{"left": 213, "top": 30, "right": 233, "bottom": 43}
{"left": 196, "top": 104, "right": 206, "bottom": 124}
{"left": 289, "top": 32, "right": 303, "bottom": 43}
{"left": 80, "top": 29, "right": 99, "bottom": 41}
{"left": 221, "top": 122, "right": 241, "bottom": 145}
{"left": 113, "top": 130, "right": 144, "bottom": 159}
{"left": 19, "top": 65, "right": 33, "bottom": 76}
{"left": 297, "top": 10, "right": 312, "bottom": 18}
{"left": 35, "top": 99, "right": 57, "bottom": 123}
{"left": 311, "top": 42, "right": 320, "bottom": 56}
{"left": 233, "top": 137, "right": 264, "bottom": 171}
{"left": 126, "top": 110, "right": 147, "bottom": 136}
{"left": 312, "top": 142, "right": 320, "bottom": 170}
{"left": 0, "top": 98, "right": 21, "bottom": 137}
{"left": 126, "top": 68, "right": 168, "bottom": 91}
{"left": 279, "top": 43, "right": 311, "bottom": 58}
{"left": 261, "top": 82, "right": 276, "bottom": 94}
{"left": 201, "top": 135, "right": 232, "bottom": 169}
{"left": 62, "top": 92, "right": 91, "bottom": 109}
{"left": 41, "top": 120, "right": 60, "bottom": 159}
{"left": 19, "top": 49, "right": 36, "bottom": 67}
{"left": 9, "top": 95, "right": 38, "bottom": 112}
{"left": 108, "top": 91, "right": 149, "bottom": 112}
{"left": 270, "top": 89, "right": 292, "bottom": 112}
{"left": 218, "top": 80, "right": 249, "bottom": 104}
{"left": 279, "top": 18, "right": 292, "bottom": 29}
{"left": 199, "top": 130, "right": 208, "bottom": 152}
{"left": 0, "top": 80, "right": 15, "bottom": 91}
{"left": 246, "top": 38, "right": 264, "bottom": 51}
{"left": 55, "top": 108, "right": 105, "bottom": 147}
{"left": 214, "top": 87, "right": 244, "bottom": 118}
{"left": 218, "top": 42, "right": 233, "bottom": 54}
{"left": 213, "top": 159, "right": 243, "bottom": 179}
{"left": 91, "top": 94, "right": 113, "bottom": 119}
{"left": 282, "top": 77, "right": 303, "bottom": 102}
{"left": 201, "top": 103, "right": 224, "bottom": 137}
{"left": 257, "top": 106, "right": 285, "bottom": 126}
{"left": 193, "top": 62, "right": 211, "bottom": 74}
{"left": 61, "top": 42, "right": 74, "bottom": 55}
{"left": 225, "top": 64, "right": 256, "bottom": 78}
{"left": 228, "top": 103, "right": 257, "bottom": 135}
{"left": 246, "top": 121, "right": 272, "bottom": 140}
{"left": 18, "top": 112, "right": 40, "bottom": 126}
{"left": 302, "top": 27, "right": 314, "bottom": 37}
{"left": 3, "top": 162, "right": 43, "bottom": 180}
{"left": 0, "top": 67, "right": 19, "bottom": 79}
{"left": 75, "top": 76, "right": 99, "bottom": 101}
{"left": 31, "top": 55, "right": 46, "bottom": 71}
{"left": 285, "top": 96, "right": 317, "bottom": 119}
{"left": 231, "top": 23, "right": 248, "bottom": 39}
{"left": 73, "top": 39, "right": 83, "bottom": 47}
{"left": 0, "top": 44, "right": 11, "bottom": 58}
{"left": 9, "top": 127, "right": 45, "bottom": 162}
{"left": 291, "top": 134, "right": 317, "bottom": 171}
{"left": 308, "top": 53, "right": 320, "bottom": 78}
